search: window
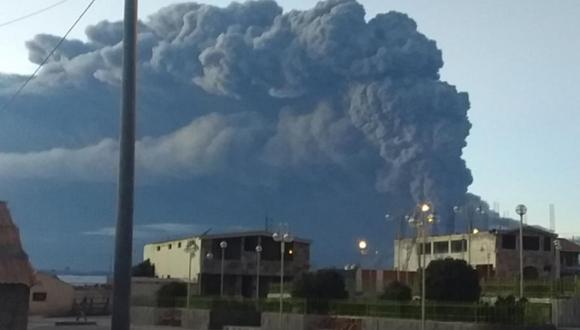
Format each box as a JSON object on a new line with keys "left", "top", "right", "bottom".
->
{"left": 543, "top": 265, "right": 552, "bottom": 272}
{"left": 451, "top": 239, "right": 467, "bottom": 253}
{"left": 433, "top": 241, "right": 449, "bottom": 254}
{"left": 178, "top": 242, "right": 182, "bottom": 248}
{"left": 32, "top": 292, "right": 47, "bottom": 302}
{"left": 168, "top": 244, "right": 172, "bottom": 250}
{"left": 156, "top": 246, "right": 160, "bottom": 251}
{"left": 543, "top": 236, "right": 552, "bottom": 251}
{"left": 523, "top": 236, "right": 540, "bottom": 251}
{"left": 244, "top": 236, "right": 259, "bottom": 251}
{"left": 418, "top": 242, "right": 431, "bottom": 255}
{"left": 502, "top": 235, "right": 516, "bottom": 249}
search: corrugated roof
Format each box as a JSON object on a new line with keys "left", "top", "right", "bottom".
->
{"left": 0, "top": 201, "right": 35, "bottom": 287}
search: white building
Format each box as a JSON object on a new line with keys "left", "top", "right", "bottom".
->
{"left": 394, "top": 226, "right": 558, "bottom": 280}
{"left": 143, "top": 231, "right": 310, "bottom": 297}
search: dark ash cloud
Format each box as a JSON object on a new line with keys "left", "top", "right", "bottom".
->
{"left": 0, "top": 0, "right": 472, "bottom": 267}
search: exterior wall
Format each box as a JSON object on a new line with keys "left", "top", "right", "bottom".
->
{"left": 395, "top": 233, "right": 497, "bottom": 272}
{"left": 29, "top": 272, "right": 75, "bottom": 316}
{"left": 396, "top": 229, "right": 556, "bottom": 280}
{"left": 495, "top": 232, "right": 555, "bottom": 279}
{"left": 144, "top": 237, "right": 202, "bottom": 281}
{"left": 0, "top": 284, "right": 30, "bottom": 330}
{"left": 131, "top": 277, "right": 185, "bottom": 306}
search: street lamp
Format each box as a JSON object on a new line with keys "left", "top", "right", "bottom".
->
{"left": 255, "top": 244, "right": 262, "bottom": 301}
{"left": 357, "top": 239, "right": 368, "bottom": 253}
{"left": 386, "top": 213, "right": 404, "bottom": 281}
{"left": 515, "top": 204, "right": 527, "bottom": 299}
{"left": 219, "top": 241, "right": 228, "bottom": 297}
{"left": 273, "top": 227, "right": 293, "bottom": 330}
{"left": 408, "top": 202, "right": 437, "bottom": 330}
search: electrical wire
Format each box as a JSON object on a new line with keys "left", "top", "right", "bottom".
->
{"left": 0, "top": 0, "right": 97, "bottom": 112}
{"left": 0, "top": 0, "right": 70, "bottom": 29}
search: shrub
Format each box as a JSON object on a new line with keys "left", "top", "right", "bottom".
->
{"left": 156, "top": 282, "right": 187, "bottom": 307}
{"left": 425, "top": 258, "right": 481, "bottom": 302}
{"left": 380, "top": 281, "right": 412, "bottom": 302}
{"left": 132, "top": 259, "right": 155, "bottom": 277}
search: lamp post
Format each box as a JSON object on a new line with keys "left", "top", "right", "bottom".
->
{"left": 255, "top": 244, "right": 262, "bottom": 301}
{"left": 515, "top": 204, "right": 527, "bottom": 299}
{"left": 386, "top": 213, "right": 404, "bottom": 281}
{"left": 273, "top": 227, "right": 293, "bottom": 330}
{"left": 111, "top": 0, "right": 137, "bottom": 329}
{"left": 203, "top": 251, "right": 214, "bottom": 296}
{"left": 408, "top": 202, "right": 437, "bottom": 330}
{"left": 219, "top": 241, "right": 228, "bottom": 297}
{"left": 185, "top": 240, "right": 199, "bottom": 308}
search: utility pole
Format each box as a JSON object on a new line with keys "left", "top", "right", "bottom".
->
{"left": 111, "top": 1, "right": 138, "bottom": 330}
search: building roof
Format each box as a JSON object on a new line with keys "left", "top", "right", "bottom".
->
{"left": 0, "top": 201, "right": 35, "bottom": 287}
{"left": 491, "top": 225, "right": 558, "bottom": 237}
{"left": 559, "top": 238, "right": 580, "bottom": 253}
{"left": 148, "top": 230, "right": 311, "bottom": 245}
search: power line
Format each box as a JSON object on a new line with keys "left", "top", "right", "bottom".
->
{"left": 0, "top": 0, "right": 97, "bottom": 112}
{"left": 0, "top": 0, "right": 70, "bottom": 29}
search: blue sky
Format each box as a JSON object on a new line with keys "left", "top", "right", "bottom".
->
{"left": 1, "top": 0, "right": 579, "bottom": 267}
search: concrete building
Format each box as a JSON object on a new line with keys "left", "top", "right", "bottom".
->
{"left": 0, "top": 201, "right": 35, "bottom": 330}
{"left": 143, "top": 230, "right": 310, "bottom": 297}
{"left": 29, "top": 272, "right": 75, "bottom": 316}
{"left": 559, "top": 238, "right": 580, "bottom": 276}
{"left": 395, "top": 225, "right": 558, "bottom": 280}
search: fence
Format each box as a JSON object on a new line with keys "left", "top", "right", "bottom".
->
{"left": 482, "top": 277, "right": 579, "bottom": 298}
{"left": 133, "top": 296, "right": 552, "bottom": 326}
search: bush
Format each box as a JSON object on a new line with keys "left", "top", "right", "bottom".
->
{"left": 425, "top": 258, "right": 481, "bottom": 302}
{"left": 292, "top": 269, "right": 348, "bottom": 300}
{"left": 380, "top": 281, "right": 412, "bottom": 301}
{"left": 132, "top": 259, "right": 155, "bottom": 277}
{"left": 156, "top": 282, "right": 187, "bottom": 307}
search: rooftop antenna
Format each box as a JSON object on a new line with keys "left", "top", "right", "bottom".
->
{"left": 493, "top": 202, "right": 500, "bottom": 215}
{"left": 549, "top": 204, "right": 556, "bottom": 232}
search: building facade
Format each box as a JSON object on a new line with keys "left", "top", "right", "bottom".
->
{"left": 395, "top": 226, "right": 558, "bottom": 280}
{"left": 0, "top": 201, "right": 35, "bottom": 330}
{"left": 29, "top": 272, "right": 75, "bottom": 316}
{"left": 143, "top": 231, "right": 310, "bottom": 297}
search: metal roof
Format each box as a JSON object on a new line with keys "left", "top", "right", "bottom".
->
{"left": 559, "top": 238, "right": 580, "bottom": 253}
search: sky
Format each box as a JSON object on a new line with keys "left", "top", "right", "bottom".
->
{"left": 1, "top": 0, "right": 579, "bottom": 269}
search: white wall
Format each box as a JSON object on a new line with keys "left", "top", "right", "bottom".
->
{"left": 144, "top": 237, "right": 201, "bottom": 281}
{"left": 395, "top": 233, "right": 497, "bottom": 271}
{"left": 29, "top": 273, "right": 75, "bottom": 316}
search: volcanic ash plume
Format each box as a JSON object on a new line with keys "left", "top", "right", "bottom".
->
{"left": 0, "top": 0, "right": 472, "bottom": 235}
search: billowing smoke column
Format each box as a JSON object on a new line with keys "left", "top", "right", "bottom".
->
{"left": 0, "top": 0, "right": 472, "bottom": 265}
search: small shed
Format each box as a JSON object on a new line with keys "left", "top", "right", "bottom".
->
{"left": 0, "top": 201, "right": 35, "bottom": 330}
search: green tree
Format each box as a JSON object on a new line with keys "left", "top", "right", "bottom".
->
{"left": 156, "top": 282, "right": 187, "bottom": 307}
{"left": 380, "top": 281, "right": 412, "bottom": 301}
{"left": 132, "top": 259, "right": 155, "bottom": 277}
{"left": 292, "top": 269, "right": 348, "bottom": 300}
{"left": 425, "top": 258, "right": 481, "bottom": 302}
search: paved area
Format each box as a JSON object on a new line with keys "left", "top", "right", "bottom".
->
{"left": 28, "top": 316, "right": 179, "bottom": 330}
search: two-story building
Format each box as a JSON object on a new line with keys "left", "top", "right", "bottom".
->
{"left": 394, "top": 225, "right": 558, "bottom": 280}
{"left": 143, "top": 231, "right": 310, "bottom": 297}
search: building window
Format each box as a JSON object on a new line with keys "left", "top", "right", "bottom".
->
{"left": 523, "top": 236, "right": 540, "bottom": 251}
{"left": 451, "top": 239, "right": 467, "bottom": 253}
{"left": 543, "top": 237, "right": 552, "bottom": 251}
{"left": 178, "top": 242, "right": 182, "bottom": 248}
{"left": 502, "top": 235, "right": 516, "bottom": 250}
{"left": 168, "top": 244, "right": 172, "bottom": 250}
{"left": 433, "top": 241, "right": 449, "bottom": 254}
{"left": 156, "top": 246, "right": 161, "bottom": 251}
{"left": 418, "top": 242, "right": 431, "bottom": 255}
{"left": 32, "top": 292, "right": 47, "bottom": 302}
{"left": 544, "top": 265, "right": 552, "bottom": 272}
